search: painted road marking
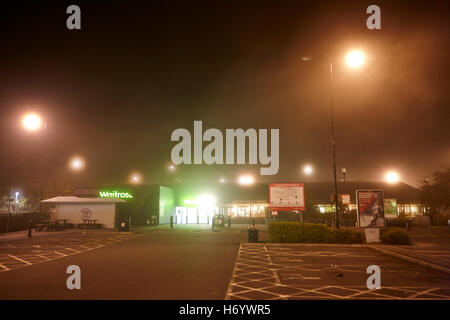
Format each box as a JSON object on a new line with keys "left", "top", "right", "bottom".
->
{"left": 8, "top": 254, "right": 32, "bottom": 265}
{"left": 226, "top": 243, "right": 450, "bottom": 300}
{"left": 0, "top": 232, "right": 138, "bottom": 273}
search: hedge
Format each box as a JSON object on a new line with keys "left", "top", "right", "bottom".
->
{"left": 380, "top": 228, "right": 412, "bottom": 245}
{"left": 268, "top": 222, "right": 364, "bottom": 244}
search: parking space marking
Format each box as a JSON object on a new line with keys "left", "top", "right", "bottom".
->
{"left": 8, "top": 254, "right": 32, "bottom": 266}
{"left": 0, "top": 263, "right": 10, "bottom": 271}
{"left": 225, "top": 243, "right": 450, "bottom": 300}
{"left": 0, "top": 232, "right": 138, "bottom": 273}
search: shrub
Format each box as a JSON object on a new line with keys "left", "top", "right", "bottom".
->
{"left": 380, "top": 228, "right": 412, "bottom": 245}
{"left": 268, "top": 222, "right": 364, "bottom": 244}
{"left": 329, "top": 228, "right": 364, "bottom": 244}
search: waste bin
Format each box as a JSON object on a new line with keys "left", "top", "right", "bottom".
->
{"left": 248, "top": 226, "right": 258, "bottom": 243}
{"left": 212, "top": 215, "right": 225, "bottom": 230}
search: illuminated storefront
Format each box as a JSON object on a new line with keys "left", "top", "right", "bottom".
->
{"left": 69, "top": 180, "right": 425, "bottom": 226}
{"left": 226, "top": 201, "right": 269, "bottom": 217}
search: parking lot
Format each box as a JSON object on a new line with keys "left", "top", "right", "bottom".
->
{"left": 226, "top": 243, "right": 450, "bottom": 300}
{"left": 0, "top": 230, "right": 137, "bottom": 273}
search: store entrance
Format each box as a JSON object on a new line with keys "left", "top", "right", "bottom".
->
{"left": 175, "top": 206, "right": 216, "bottom": 224}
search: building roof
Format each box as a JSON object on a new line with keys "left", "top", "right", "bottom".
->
{"left": 41, "top": 196, "right": 126, "bottom": 203}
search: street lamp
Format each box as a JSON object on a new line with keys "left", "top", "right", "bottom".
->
{"left": 21, "top": 112, "right": 46, "bottom": 212}
{"left": 130, "top": 172, "right": 142, "bottom": 184}
{"left": 385, "top": 171, "right": 399, "bottom": 184}
{"left": 22, "top": 113, "right": 43, "bottom": 131}
{"left": 69, "top": 156, "right": 85, "bottom": 171}
{"left": 303, "top": 49, "right": 366, "bottom": 229}
{"left": 168, "top": 163, "right": 180, "bottom": 184}
{"left": 238, "top": 175, "right": 254, "bottom": 186}
{"left": 219, "top": 177, "right": 226, "bottom": 183}
{"left": 346, "top": 50, "right": 366, "bottom": 68}
{"left": 303, "top": 164, "right": 314, "bottom": 175}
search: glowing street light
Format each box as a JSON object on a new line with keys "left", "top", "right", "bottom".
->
{"left": 219, "top": 177, "right": 226, "bottom": 183}
{"left": 69, "top": 156, "right": 85, "bottom": 171}
{"left": 238, "top": 175, "right": 254, "bottom": 186}
{"left": 22, "top": 113, "right": 43, "bottom": 131}
{"left": 168, "top": 164, "right": 176, "bottom": 171}
{"left": 385, "top": 171, "right": 399, "bottom": 184}
{"left": 345, "top": 49, "right": 366, "bottom": 68}
{"left": 303, "top": 164, "right": 314, "bottom": 175}
{"left": 130, "top": 172, "right": 142, "bottom": 184}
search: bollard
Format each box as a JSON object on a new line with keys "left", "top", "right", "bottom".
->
{"left": 170, "top": 215, "right": 173, "bottom": 229}
{"left": 28, "top": 220, "right": 33, "bottom": 238}
{"left": 228, "top": 215, "right": 231, "bottom": 227}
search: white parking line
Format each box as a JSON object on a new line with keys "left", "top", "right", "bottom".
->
{"left": 0, "top": 263, "right": 10, "bottom": 271}
{"left": 7, "top": 254, "right": 31, "bottom": 265}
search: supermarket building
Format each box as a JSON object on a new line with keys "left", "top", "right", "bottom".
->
{"left": 41, "top": 181, "right": 426, "bottom": 228}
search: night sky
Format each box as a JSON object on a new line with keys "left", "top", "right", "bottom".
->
{"left": 0, "top": 0, "right": 449, "bottom": 194}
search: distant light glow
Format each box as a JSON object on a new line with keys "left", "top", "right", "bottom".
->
{"left": 346, "top": 50, "right": 365, "bottom": 68}
{"left": 69, "top": 156, "right": 85, "bottom": 171}
{"left": 22, "top": 113, "right": 43, "bottom": 131}
{"left": 130, "top": 172, "right": 142, "bottom": 184}
{"left": 219, "top": 177, "right": 226, "bottom": 183}
{"left": 196, "top": 194, "right": 216, "bottom": 208}
{"left": 303, "top": 164, "right": 313, "bottom": 175}
{"left": 238, "top": 175, "right": 254, "bottom": 185}
{"left": 168, "top": 164, "right": 176, "bottom": 171}
{"left": 385, "top": 171, "right": 399, "bottom": 184}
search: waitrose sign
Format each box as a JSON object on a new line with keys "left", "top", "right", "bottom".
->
{"left": 99, "top": 190, "right": 133, "bottom": 199}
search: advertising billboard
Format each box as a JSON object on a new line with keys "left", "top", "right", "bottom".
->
{"left": 384, "top": 198, "right": 398, "bottom": 217}
{"left": 269, "top": 183, "right": 305, "bottom": 211}
{"left": 356, "top": 190, "right": 385, "bottom": 228}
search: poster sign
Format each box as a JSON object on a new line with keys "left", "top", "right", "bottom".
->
{"left": 356, "top": 190, "right": 385, "bottom": 228}
{"left": 271, "top": 211, "right": 278, "bottom": 216}
{"left": 384, "top": 198, "right": 398, "bottom": 217}
{"left": 269, "top": 183, "right": 305, "bottom": 211}
{"left": 340, "top": 194, "right": 351, "bottom": 205}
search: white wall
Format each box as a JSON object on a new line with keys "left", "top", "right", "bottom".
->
{"left": 56, "top": 203, "right": 116, "bottom": 228}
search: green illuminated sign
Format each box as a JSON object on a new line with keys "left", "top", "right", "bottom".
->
{"left": 384, "top": 198, "right": 397, "bottom": 216}
{"left": 99, "top": 190, "right": 133, "bottom": 199}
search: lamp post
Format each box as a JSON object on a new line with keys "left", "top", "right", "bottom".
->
{"left": 168, "top": 164, "right": 180, "bottom": 184}
{"left": 303, "top": 50, "right": 366, "bottom": 229}
{"left": 21, "top": 113, "right": 46, "bottom": 212}
{"left": 329, "top": 60, "right": 340, "bottom": 229}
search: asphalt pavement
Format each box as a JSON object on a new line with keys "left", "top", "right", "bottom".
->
{"left": 1, "top": 225, "right": 449, "bottom": 300}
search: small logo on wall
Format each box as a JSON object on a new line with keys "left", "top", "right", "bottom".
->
{"left": 79, "top": 208, "right": 92, "bottom": 220}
